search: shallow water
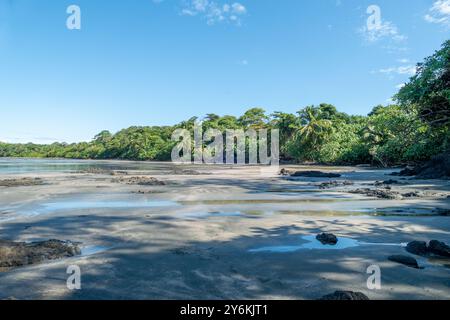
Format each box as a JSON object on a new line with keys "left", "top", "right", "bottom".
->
{"left": 0, "top": 197, "right": 179, "bottom": 222}
{"left": 249, "top": 235, "right": 407, "bottom": 253}
{"left": 80, "top": 245, "right": 111, "bottom": 256}
{"left": 38, "top": 200, "right": 177, "bottom": 211}
{"left": 0, "top": 158, "right": 177, "bottom": 175}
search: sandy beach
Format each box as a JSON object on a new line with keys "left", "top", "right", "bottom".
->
{"left": 0, "top": 159, "right": 449, "bottom": 300}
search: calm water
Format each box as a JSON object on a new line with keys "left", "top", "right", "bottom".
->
{"left": 249, "top": 235, "right": 407, "bottom": 253}
{"left": 0, "top": 158, "right": 176, "bottom": 175}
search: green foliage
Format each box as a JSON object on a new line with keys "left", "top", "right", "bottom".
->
{"left": 396, "top": 40, "right": 450, "bottom": 128}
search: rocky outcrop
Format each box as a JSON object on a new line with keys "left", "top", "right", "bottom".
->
{"left": 375, "top": 179, "right": 400, "bottom": 186}
{"left": 406, "top": 240, "right": 450, "bottom": 258}
{"left": 406, "top": 241, "right": 429, "bottom": 256}
{"left": 316, "top": 233, "right": 338, "bottom": 245}
{"left": 349, "top": 188, "right": 399, "bottom": 199}
{"left": 428, "top": 240, "right": 450, "bottom": 257}
{"left": 319, "top": 291, "right": 369, "bottom": 300}
{"left": 388, "top": 255, "right": 420, "bottom": 269}
{"left": 112, "top": 176, "right": 166, "bottom": 186}
{"left": 0, "top": 178, "right": 44, "bottom": 187}
{"left": 390, "top": 152, "right": 450, "bottom": 180}
{"left": 0, "top": 239, "right": 81, "bottom": 270}
{"left": 318, "top": 180, "right": 354, "bottom": 189}
{"left": 290, "top": 171, "right": 342, "bottom": 178}
{"left": 391, "top": 167, "right": 418, "bottom": 177}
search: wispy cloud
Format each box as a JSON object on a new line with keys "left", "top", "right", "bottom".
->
{"left": 424, "top": 0, "right": 450, "bottom": 28}
{"left": 359, "top": 20, "right": 407, "bottom": 43}
{"left": 180, "top": 0, "right": 247, "bottom": 25}
{"left": 372, "top": 65, "right": 417, "bottom": 77}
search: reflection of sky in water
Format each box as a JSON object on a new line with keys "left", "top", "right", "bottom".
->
{"left": 38, "top": 200, "right": 177, "bottom": 212}
{"left": 0, "top": 199, "right": 179, "bottom": 222}
{"left": 0, "top": 159, "right": 174, "bottom": 174}
{"left": 80, "top": 245, "right": 111, "bottom": 256}
{"left": 181, "top": 211, "right": 244, "bottom": 219}
{"left": 249, "top": 235, "right": 407, "bottom": 253}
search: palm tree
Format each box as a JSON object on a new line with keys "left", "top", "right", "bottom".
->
{"left": 297, "top": 106, "right": 332, "bottom": 147}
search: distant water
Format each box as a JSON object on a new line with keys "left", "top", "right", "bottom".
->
{"left": 0, "top": 158, "right": 175, "bottom": 175}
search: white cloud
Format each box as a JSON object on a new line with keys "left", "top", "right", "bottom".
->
{"left": 425, "top": 0, "right": 450, "bottom": 27}
{"left": 374, "top": 65, "right": 417, "bottom": 76}
{"left": 396, "top": 83, "right": 406, "bottom": 89}
{"left": 181, "top": 1, "right": 247, "bottom": 25}
{"left": 359, "top": 20, "right": 407, "bottom": 43}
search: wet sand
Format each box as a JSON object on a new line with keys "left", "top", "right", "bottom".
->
{"left": 0, "top": 160, "right": 449, "bottom": 300}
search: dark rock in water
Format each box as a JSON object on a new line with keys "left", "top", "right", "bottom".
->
{"left": 391, "top": 167, "right": 418, "bottom": 177}
{"left": 0, "top": 239, "right": 80, "bottom": 270}
{"left": 406, "top": 241, "right": 428, "bottom": 256}
{"left": 349, "top": 188, "right": 399, "bottom": 200}
{"left": 388, "top": 255, "right": 420, "bottom": 269}
{"left": 320, "top": 291, "right": 369, "bottom": 300}
{"left": 428, "top": 240, "right": 450, "bottom": 257}
{"left": 279, "top": 168, "right": 291, "bottom": 176}
{"left": 405, "top": 240, "right": 450, "bottom": 258}
{"left": 290, "top": 171, "right": 341, "bottom": 178}
{"left": 316, "top": 233, "right": 338, "bottom": 245}
{"left": 375, "top": 179, "right": 399, "bottom": 186}
{"left": 402, "top": 192, "right": 421, "bottom": 198}
{"left": 319, "top": 180, "right": 353, "bottom": 189}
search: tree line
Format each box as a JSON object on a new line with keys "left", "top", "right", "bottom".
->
{"left": 1, "top": 40, "right": 448, "bottom": 167}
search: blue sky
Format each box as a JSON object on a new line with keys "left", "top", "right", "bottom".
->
{"left": 0, "top": 0, "right": 449, "bottom": 143}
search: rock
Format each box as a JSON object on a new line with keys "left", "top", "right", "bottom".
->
{"left": 290, "top": 171, "right": 341, "bottom": 178}
{"left": 391, "top": 167, "right": 418, "bottom": 177}
{"left": 375, "top": 179, "right": 399, "bottom": 186}
{"left": 388, "top": 255, "right": 420, "bottom": 269}
{"left": 349, "top": 188, "right": 399, "bottom": 199}
{"left": 318, "top": 180, "right": 353, "bottom": 189}
{"left": 0, "top": 178, "right": 44, "bottom": 187}
{"left": 319, "top": 291, "right": 369, "bottom": 300}
{"left": 428, "top": 240, "right": 450, "bottom": 257}
{"left": 279, "top": 168, "right": 291, "bottom": 176}
{"left": 405, "top": 240, "right": 450, "bottom": 258}
{"left": 415, "top": 152, "right": 450, "bottom": 179}
{"left": 110, "top": 171, "right": 129, "bottom": 176}
{"left": 406, "top": 241, "right": 428, "bottom": 256}
{"left": 316, "top": 233, "right": 338, "bottom": 245}
{"left": 112, "top": 176, "right": 166, "bottom": 186}
{"left": 402, "top": 192, "right": 421, "bottom": 198}
{"left": 0, "top": 239, "right": 81, "bottom": 270}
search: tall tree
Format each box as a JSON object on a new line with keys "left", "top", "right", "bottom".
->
{"left": 396, "top": 40, "right": 450, "bottom": 128}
